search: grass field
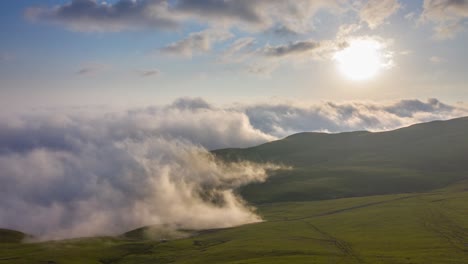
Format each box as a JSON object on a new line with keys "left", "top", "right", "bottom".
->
{"left": 1, "top": 180, "right": 467, "bottom": 264}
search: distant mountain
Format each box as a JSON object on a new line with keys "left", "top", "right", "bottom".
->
{"left": 214, "top": 117, "right": 468, "bottom": 203}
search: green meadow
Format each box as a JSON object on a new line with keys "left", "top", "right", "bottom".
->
{"left": 1, "top": 181, "right": 467, "bottom": 263}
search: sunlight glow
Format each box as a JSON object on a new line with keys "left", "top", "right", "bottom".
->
{"left": 334, "top": 39, "right": 386, "bottom": 81}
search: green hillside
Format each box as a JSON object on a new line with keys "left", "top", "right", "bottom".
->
{"left": 1, "top": 181, "right": 467, "bottom": 263}
{"left": 214, "top": 117, "right": 468, "bottom": 203}
{"left": 0, "top": 229, "right": 29, "bottom": 244}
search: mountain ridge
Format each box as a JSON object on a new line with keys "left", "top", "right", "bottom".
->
{"left": 213, "top": 116, "right": 468, "bottom": 203}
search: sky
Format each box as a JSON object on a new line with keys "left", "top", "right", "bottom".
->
{"left": 1, "top": 0, "right": 468, "bottom": 240}
{"left": 0, "top": 0, "right": 467, "bottom": 109}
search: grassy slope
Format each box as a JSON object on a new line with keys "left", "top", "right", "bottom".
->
{"left": 1, "top": 181, "right": 467, "bottom": 263}
{"left": 214, "top": 117, "right": 468, "bottom": 203}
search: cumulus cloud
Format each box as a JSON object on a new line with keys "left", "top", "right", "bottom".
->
{"left": 0, "top": 138, "right": 278, "bottom": 240}
{"left": 0, "top": 99, "right": 278, "bottom": 240}
{"left": 175, "top": 0, "right": 343, "bottom": 33}
{"left": 25, "top": 0, "right": 178, "bottom": 32}
{"left": 421, "top": 0, "right": 468, "bottom": 39}
{"left": 161, "top": 29, "right": 233, "bottom": 57}
{"left": 359, "top": 0, "right": 401, "bottom": 29}
{"left": 25, "top": 0, "right": 344, "bottom": 33}
{"left": 242, "top": 98, "right": 468, "bottom": 137}
{"left": 1, "top": 97, "right": 466, "bottom": 240}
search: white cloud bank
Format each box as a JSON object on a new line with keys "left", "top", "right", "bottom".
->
{"left": 0, "top": 97, "right": 467, "bottom": 240}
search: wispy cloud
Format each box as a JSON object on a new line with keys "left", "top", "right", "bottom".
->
{"left": 161, "top": 29, "right": 233, "bottom": 57}
{"left": 76, "top": 63, "right": 109, "bottom": 76}
{"left": 429, "top": 56, "right": 446, "bottom": 64}
{"left": 139, "top": 69, "right": 160, "bottom": 77}
{"left": 359, "top": 0, "right": 401, "bottom": 29}
{"left": 261, "top": 40, "right": 320, "bottom": 57}
{"left": 420, "top": 0, "right": 468, "bottom": 39}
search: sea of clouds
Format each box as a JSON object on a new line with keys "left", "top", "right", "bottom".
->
{"left": 0, "top": 97, "right": 466, "bottom": 240}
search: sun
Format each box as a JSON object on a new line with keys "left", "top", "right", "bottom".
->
{"left": 334, "top": 39, "right": 385, "bottom": 81}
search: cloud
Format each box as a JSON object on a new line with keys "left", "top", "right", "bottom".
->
{"left": 261, "top": 40, "right": 320, "bottom": 57}
{"left": 174, "top": 0, "right": 264, "bottom": 25}
{"left": 170, "top": 0, "right": 344, "bottom": 33}
{"left": 336, "top": 23, "right": 362, "bottom": 39}
{"left": 359, "top": 0, "right": 401, "bottom": 29}
{"left": 421, "top": 0, "right": 468, "bottom": 39}
{"left": 161, "top": 29, "right": 233, "bottom": 57}
{"left": 242, "top": 98, "right": 468, "bottom": 137}
{"left": 429, "top": 55, "right": 446, "bottom": 63}
{"left": 139, "top": 69, "right": 160, "bottom": 77}
{"left": 25, "top": 0, "right": 178, "bottom": 32}
{"left": 0, "top": 138, "right": 278, "bottom": 240}
{"left": 0, "top": 99, "right": 278, "bottom": 240}
{"left": 433, "top": 20, "right": 465, "bottom": 39}
{"left": 223, "top": 34, "right": 393, "bottom": 77}
{"left": 246, "top": 62, "right": 280, "bottom": 77}
{"left": 1, "top": 97, "right": 466, "bottom": 240}
{"left": 76, "top": 63, "right": 108, "bottom": 75}
{"left": 222, "top": 37, "right": 347, "bottom": 76}
{"left": 25, "top": 0, "right": 344, "bottom": 33}
{"left": 220, "top": 37, "right": 257, "bottom": 63}
{"left": 269, "top": 25, "right": 301, "bottom": 37}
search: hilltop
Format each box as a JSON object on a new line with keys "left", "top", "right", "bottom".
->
{"left": 214, "top": 117, "right": 468, "bottom": 203}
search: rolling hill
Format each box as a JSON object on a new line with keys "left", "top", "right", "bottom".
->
{"left": 214, "top": 116, "right": 468, "bottom": 203}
